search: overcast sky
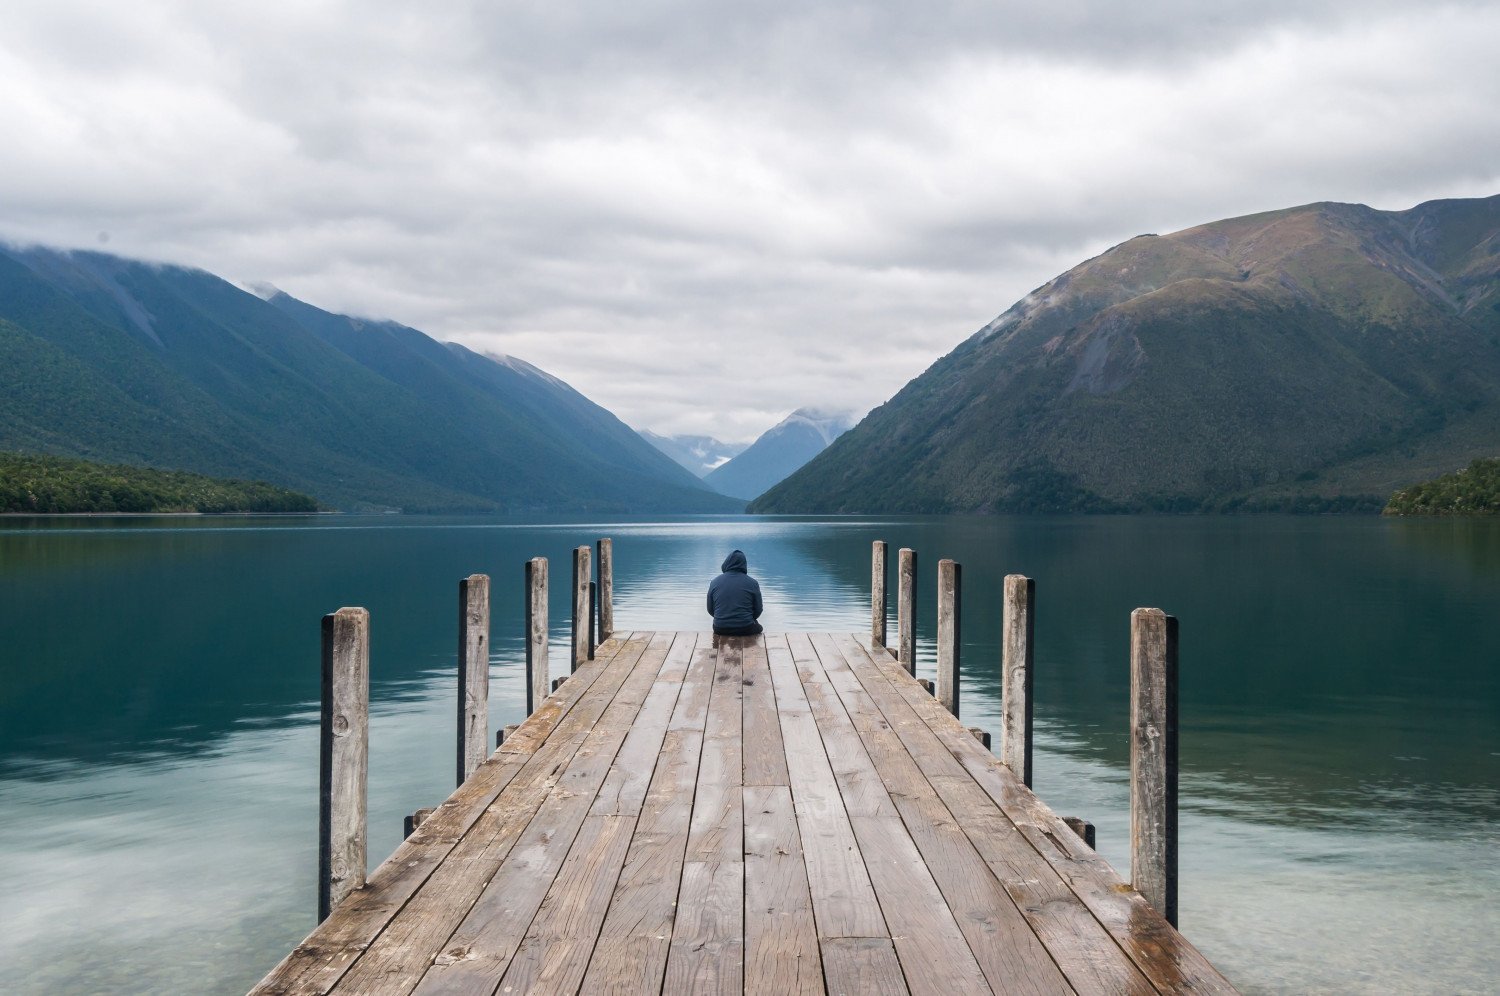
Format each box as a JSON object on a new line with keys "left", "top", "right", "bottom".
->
{"left": 3, "top": 2, "right": 1498, "bottom": 442}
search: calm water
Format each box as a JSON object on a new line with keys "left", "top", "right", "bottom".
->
{"left": 2, "top": 514, "right": 1497, "bottom": 994}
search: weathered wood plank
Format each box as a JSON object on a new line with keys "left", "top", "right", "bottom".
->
{"left": 319, "top": 607, "right": 369, "bottom": 923}
{"left": 897, "top": 547, "right": 917, "bottom": 672}
{"left": 812, "top": 637, "right": 1074, "bottom": 996}
{"left": 744, "top": 784, "right": 823, "bottom": 995}
{"left": 492, "top": 813, "right": 635, "bottom": 994}
{"left": 251, "top": 635, "right": 637, "bottom": 995}
{"left": 789, "top": 633, "right": 898, "bottom": 820}
{"left": 822, "top": 937, "right": 909, "bottom": 995}
{"left": 664, "top": 635, "right": 745, "bottom": 989}
{"left": 841, "top": 633, "right": 1236, "bottom": 995}
{"left": 323, "top": 634, "right": 660, "bottom": 996}
{"left": 742, "top": 636, "right": 789, "bottom": 787}
{"left": 580, "top": 641, "right": 718, "bottom": 994}
{"left": 589, "top": 632, "right": 696, "bottom": 817}
{"left": 765, "top": 635, "right": 889, "bottom": 941}
{"left": 572, "top": 544, "right": 592, "bottom": 669}
{"left": 596, "top": 537, "right": 613, "bottom": 641}
{"left": 871, "top": 539, "right": 888, "bottom": 648}
{"left": 405, "top": 633, "right": 676, "bottom": 996}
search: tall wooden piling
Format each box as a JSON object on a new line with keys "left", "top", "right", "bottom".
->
{"left": 596, "top": 538, "right": 613, "bottom": 642}
{"left": 1001, "top": 574, "right": 1035, "bottom": 787}
{"left": 525, "top": 558, "right": 548, "bottom": 715}
{"left": 319, "top": 607, "right": 368, "bottom": 922}
{"left": 571, "top": 545, "right": 591, "bottom": 671}
{"left": 897, "top": 547, "right": 917, "bottom": 673}
{"left": 1130, "top": 607, "right": 1179, "bottom": 927}
{"left": 871, "top": 540, "right": 888, "bottom": 647}
{"left": 936, "top": 559, "right": 961, "bottom": 716}
{"left": 456, "top": 574, "right": 489, "bottom": 787}
{"left": 588, "top": 581, "right": 598, "bottom": 659}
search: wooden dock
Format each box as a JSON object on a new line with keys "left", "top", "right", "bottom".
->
{"left": 253, "top": 628, "right": 1236, "bottom": 995}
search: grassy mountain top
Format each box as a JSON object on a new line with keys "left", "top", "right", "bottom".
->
{"left": 1385, "top": 458, "right": 1500, "bottom": 515}
{"left": 752, "top": 194, "right": 1500, "bottom": 514}
{"left": 0, "top": 452, "right": 318, "bottom": 514}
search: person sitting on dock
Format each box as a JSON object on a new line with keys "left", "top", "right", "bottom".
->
{"left": 707, "top": 549, "right": 763, "bottom": 636}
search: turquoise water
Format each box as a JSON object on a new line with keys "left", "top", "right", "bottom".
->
{"left": 1, "top": 514, "right": 1497, "bottom": 994}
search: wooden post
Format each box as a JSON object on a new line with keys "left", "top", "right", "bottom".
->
{"left": 1130, "top": 607, "right": 1179, "bottom": 927}
{"left": 404, "top": 807, "right": 435, "bottom": 838}
{"left": 456, "top": 574, "right": 489, "bottom": 787}
{"left": 497, "top": 723, "right": 518, "bottom": 749}
{"left": 897, "top": 547, "right": 917, "bottom": 673}
{"left": 917, "top": 677, "right": 934, "bottom": 695}
{"left": 525, "top": 558, "right": 548, "bottom": 715}
{"left": 1064, "top": 816, "right": 1097, "bottom": 850}
{"left": 1001, "top": 574, "right": 1035, "bottom": 788}
{"left": 319, "top": 607, "right": 368, "bottom": 922}
{"left": 552, "top": 676, "right": 566, "bottom": 693}
{"left": 936, "top": 559, "right": 961, "bottom": 717}
{"left": 589, "top": 581, "right": 598, "bottom": 659}
{"left": 596, "top": 538, "right": 613, "bottom": 642}
{"left": 571, "top": 545, "right": 591, "bottom": 671}
{"left": 871, "top": 540, "right": 888, "bottom": 647}
{"left": 968, "top": 727, "right": 991, "bottom": 750}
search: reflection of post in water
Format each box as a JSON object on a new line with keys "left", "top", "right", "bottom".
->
{"left": 284, "top": 534, "right": 1217, "bottom": 994}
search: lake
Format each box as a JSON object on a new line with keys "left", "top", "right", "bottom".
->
{"left": 2, "top": 513, "right": 1497, "bottom": 994}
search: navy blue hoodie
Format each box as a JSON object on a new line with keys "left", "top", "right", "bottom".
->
{"left": 707, "top": 550, "right": 763, "bottom": 632}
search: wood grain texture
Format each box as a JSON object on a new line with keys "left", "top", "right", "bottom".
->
{"left": 572, "top": 545, "right": 592, "bottom": 670}
{"left": 1131, "top": 608, "right": 1179, "bottom": 927}
{"left": 1002, "top": 574, "right": 1035, "bottom": 787}
{"left": 871, "top": 539, "right": 888, "bottom": 648}
{"left": 744, "top": 785, "right": 822, "bottom": 995}
{"left": 525, "top": 557, "right": 548, "bottom": 716}
{"left": 821, "top": 937, "right": 909, "bottom": 995}
{"left": 319, "top": 607, "right": 368, "bottom": 923}
{"left": 896, "top": 548, "right": 917, "bottom": 672}
{"left": 742, "top": 636, "right": 789, "bottom": 787}
{"left": 936, "top": 560, "right": 960, "bottom": 717}
{"left": 456, "top": 574, "right": 489, "bottom": 787}
{"left": 596, "top": 537, "right": 613, "bottom": 641}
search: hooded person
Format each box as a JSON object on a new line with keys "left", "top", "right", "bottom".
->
{"left": 707, "top": 549, "right": 763, "bottom": 636}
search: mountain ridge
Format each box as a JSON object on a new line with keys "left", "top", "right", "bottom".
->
{"left": 751, "top": 194, "right": 1500, "bottom": 514}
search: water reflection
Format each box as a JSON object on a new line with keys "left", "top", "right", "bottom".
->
{"left": 2, "top": 514, "right": 1498, "bottom": 993}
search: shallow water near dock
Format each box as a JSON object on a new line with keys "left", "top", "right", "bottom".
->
{"left": 2, "top": 513, "right": 1497, "bottom": 994}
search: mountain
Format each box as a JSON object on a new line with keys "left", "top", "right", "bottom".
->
{"left": 751, "top": 195, "right": 1500, "bottom": 514}
{"left": 638, "top": 430, "right": 747, "bottom": 477}
{"left": 0, "top": 244, "right": 739, "bottom": 512}
{"left": 706, "top": 408, "right": 856, "bottom": 500}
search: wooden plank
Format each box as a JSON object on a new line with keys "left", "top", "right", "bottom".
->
{"left": 322, "top": 633, "right": 660, "bottom": 996}
{"left": 406, "top": 632, "right": 677, "bottom": 996}
{"left": 1002, "top": 574, "right": 1035, "bottom": 786}
{"left": 251, "top": 635, "right": 639, "bottom": 995}
{"left": 813, "top": 636, "right": 1074, "bottom": 995}
{"left": 319, "top": 607, "right": 369, "bottom": 923}
{"left": 664, "top": 634, "right": 745, "bottom": 990}
{"left": 742, "top": 636, "right": 789, "bottom": 786}
{"left": 822, "top": 937, "right": 909, "bottom": 995}
{"left": 456, "top": 574, "right": 489, "bottom": 787}
{"left": 838, "top": 633, "right": 1237, "bottom": 995}
{"left": 590, "top": 633, "right": 697, "bottom": 817}
{"left": 765, "top": 635, "right": 888, "bottom": 941}
{"left": 744, "top": 785, "right": 823, "bottom": 995}
{"left": 1131, "top": 607, "right": 1179, "bottom": 926}
{"left": 491, "top": 813, "right": 634, "bottom": 993}
{"left": 792, "top": 635, "right": 992, "bottom": 995}
{"left": 580, "top": 642, "right": 718, "bottom": 994}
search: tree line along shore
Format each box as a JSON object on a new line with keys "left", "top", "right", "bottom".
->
{"left": 0, "top": 453, "right": 318, "bottom": 514}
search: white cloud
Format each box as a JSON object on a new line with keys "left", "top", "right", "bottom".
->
{"left": 2, "top": 1, "right": 1497, "bottom": 442}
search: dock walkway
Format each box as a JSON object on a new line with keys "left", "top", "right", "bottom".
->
{"left": 254, "top": 631, "right": 1236, "bottom": 994}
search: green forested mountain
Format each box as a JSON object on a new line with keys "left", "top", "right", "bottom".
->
{"left": 0, "top": 452, "right": 317, "bottom": 513}
{"left": 1385, "top": 458, "right": 1500, "bottom": 515}
{"left": 752, "top": 195, "right": 1500, "bottom": 514}
{"left": 0, "top": 245, "right": 737, "bottom": 512}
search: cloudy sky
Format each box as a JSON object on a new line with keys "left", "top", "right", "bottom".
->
{"left": 3, "top": 2, "right": 1498, "bottom": 442}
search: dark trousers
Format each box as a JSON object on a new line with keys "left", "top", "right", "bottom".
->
{"left": 713, "top": 622, "right": 763, "bottom": 636}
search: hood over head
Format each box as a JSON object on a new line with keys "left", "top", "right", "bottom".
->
{"left": 721, "top": 550, "right": 748, "bottom": 573}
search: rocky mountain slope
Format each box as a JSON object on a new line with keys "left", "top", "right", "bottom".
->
{"left": 751, "top": 195, "right": 1500, "bottom": 513}
{"left": 637, "top": 430, "right": 747, "bottom": 477}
